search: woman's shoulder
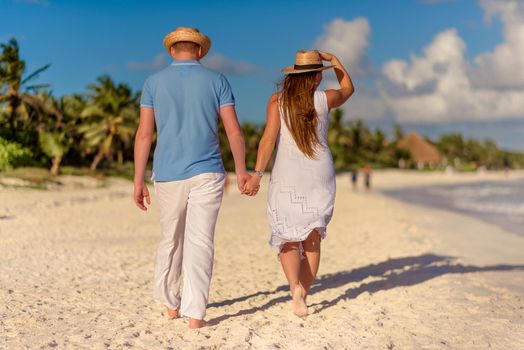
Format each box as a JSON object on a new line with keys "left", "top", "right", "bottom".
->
{"left": 268, "top": 92, "right": 280, "bottom": 107}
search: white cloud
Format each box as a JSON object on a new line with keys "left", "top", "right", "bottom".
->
{"left": 323, "top": 80, "right": 386, "bottom": 120}
{"left": 471, "top": 0, "right": 524, "bottom": 89}
{"left": 312, "top": 2, "right": 524, "bottom": 124}
{"left": 202, "top": 54, "right": 253, "bottom": 76}
{"left": 127, "top": 53, "right": 168, "bottom": 72}
{"left": 345, "top": 91, "right": 388, "bottom": 120}
{"left": 314, "top": 18, "right": 371, "bottom": 76}
{"left": 314, "top": 18, "right": 385, "bottom": 120}
{"left": 383, "top": 29, "right": 467, "bottom": 93}
{"left": 379, "top": 0, "right": 524, "bottom": 123}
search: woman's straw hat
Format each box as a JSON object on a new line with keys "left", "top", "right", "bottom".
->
{"left": 163, "top": 27, "right": 211, "bottom": 57}
{"left": 282, "top": 50, "right": 334, "bottom": 74}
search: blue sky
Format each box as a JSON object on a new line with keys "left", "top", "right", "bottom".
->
{"left": 2, "top": 0, "right": 524, "bottom": 150}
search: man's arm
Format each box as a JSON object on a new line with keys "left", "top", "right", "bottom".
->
{"left": 133, "top": 107, "right": 155, "bottom": 211}
{"left": 219, "top": 105, "right": 250, "bottom": 191}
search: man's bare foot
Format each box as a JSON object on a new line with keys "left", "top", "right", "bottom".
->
{"left": 188, "top": 318, "right": 207, "bottom": 329}
{"left": 167, "top": 308, "right": 179, "bottom": 319}
{"left": 292, "top": 285, "right": 308, "bottom": 318}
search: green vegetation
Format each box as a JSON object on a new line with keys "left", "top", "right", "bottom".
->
{"left": 1, "top": 38, "right": 523, "bottom": 180}
{"left": 0, "top": 137, "right": 32, "bottom": 171}
{"left": 435, "top": 133, "right": 524, "bottom": 171}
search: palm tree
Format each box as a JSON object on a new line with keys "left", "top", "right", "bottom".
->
{"left": 242, "top": 122, "right": 263, "bottom": 170}
{"left": 372, "top": 128, "right": 386, "bottom": 153}
{"left": 328, "top": 108, "right": 351, "bottom": 170}
{"left": 217, "top": 118, "right": 233, "bottom": 171}
{"left": 349, "top": 118, "right": 365, "bottom": 153}
{"left": 0, "top": 38, "right": 54, "bottom": 134}
{"left": 393, "top": 123, "right": 404, "bottom": 143}
{"left": 37, "top": 93, "right": 85, "bottom": 175}
{"left": 79, "top": 75, "right": 139, "bottom": 171}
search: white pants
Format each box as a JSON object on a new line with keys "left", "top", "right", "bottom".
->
{"left": 153, "top": 172, "right": 225, "bottom": 320}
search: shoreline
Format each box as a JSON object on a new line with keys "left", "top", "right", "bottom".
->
{"left": 381, "top": 177, "right": 524, "bottom": 237}
{"left": 1, "top": 171, "right": 523, "bottom": 348}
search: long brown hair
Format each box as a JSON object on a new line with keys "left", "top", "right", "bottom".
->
{"left": 279, "top": 72, "right": 320, "bottom": 158}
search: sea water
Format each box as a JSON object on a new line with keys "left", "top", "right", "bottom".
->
{"left": 384, "top": 177, "right": 524, "bottom": 236}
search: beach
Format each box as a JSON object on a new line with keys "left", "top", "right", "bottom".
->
{"left": 1, "top": 171, "right": 524, "bottom": 349}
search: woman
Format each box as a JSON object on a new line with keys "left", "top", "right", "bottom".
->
{"left": 243, "top": 50, "right": 354, "bottom": 317}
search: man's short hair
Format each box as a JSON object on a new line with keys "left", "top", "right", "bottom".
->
{"left": 172, "top": 41, "right": 200, "bottom": 54}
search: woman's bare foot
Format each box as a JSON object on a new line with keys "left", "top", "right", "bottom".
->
{"left": 292, "top": 284, "right": 308, "bottom": 318}
{"left": 167, "top": 308, "right": 179, "bottom": 319}
{"left": 188, "top": 318, "right": 208, "bottom": 329}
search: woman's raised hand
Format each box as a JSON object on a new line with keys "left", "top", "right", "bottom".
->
{"left": 318, "top": 50, "right": 335, "bottom": 62}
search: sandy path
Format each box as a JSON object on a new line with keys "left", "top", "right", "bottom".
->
{"left": 1, "top": 172, "right": 523, "bottom": 349}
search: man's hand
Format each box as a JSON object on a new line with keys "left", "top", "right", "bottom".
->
{"left": 236, "top": 171, "right": 252, "bottom": 193}
{"left": 134, "top": 181, "right": 151, "bottom": 211}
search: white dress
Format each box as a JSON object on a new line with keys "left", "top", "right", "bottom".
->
{"left": 267, "top": 90, "right": 336, "bottom": 253}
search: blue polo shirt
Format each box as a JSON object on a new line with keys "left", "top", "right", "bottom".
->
{"left": 140, "top": 60, "right": 235, "bottom": 181}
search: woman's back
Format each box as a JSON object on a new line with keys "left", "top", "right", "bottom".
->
{"left": 276, "top": 90, "right": 331, "bottom": 158}
{"left": 268, "top": 89, "right": 336, "bottom": 251}
{"left": 242, "top": 49, "right": 354, "bottom": 319}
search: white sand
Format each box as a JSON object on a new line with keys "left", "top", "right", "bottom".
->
{"left": 1, "top": 171, "right": 523, "bottom": 349}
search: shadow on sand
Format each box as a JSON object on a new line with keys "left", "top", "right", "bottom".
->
{"left": 207, "top": 254, "right": 524, "bottom": 325}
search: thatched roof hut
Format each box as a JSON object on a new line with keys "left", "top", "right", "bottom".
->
{"left": 398, "top": 132, "right": 441, "bottom": 165}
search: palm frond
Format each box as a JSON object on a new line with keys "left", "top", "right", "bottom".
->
{"left": 0, "top": 94, "right": 10, "bottom": 103}
{"left": 21, "top": 94, "right": 62, "bottom": 118}
{"left": 21, "top": 64, "right": 51, "bottom": 85}
{"left": 39, "top": 131, "right": 70, "bottom": 158}
{"left": 80, "top": 104, "right": 105, "bottom": 118}
{"left": 25, "top": 83, "right": 51, "bottom": 91}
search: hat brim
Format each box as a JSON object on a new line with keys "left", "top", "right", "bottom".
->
{"left": 282, "top": 65, "right": 334, "bottom": 75}
{"left": 163, "top": 32, "right": 211, "bottom": 58}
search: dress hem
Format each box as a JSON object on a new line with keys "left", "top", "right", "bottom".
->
{"left": 269, "top": 222, "right": 328, "bottom": 258}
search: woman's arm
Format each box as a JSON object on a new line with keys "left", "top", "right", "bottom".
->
{"left": 319, "top": 51, "right": 355, "bottom": 110}
{"left": 243, "top": 93, "right": 281, "bottom": 195}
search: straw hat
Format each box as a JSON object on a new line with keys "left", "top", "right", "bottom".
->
{"left": 282, "top": 50, "right": 334, "bottom": 74}
{"left": 163, "top": 27, "right": 211, "bottom": 57}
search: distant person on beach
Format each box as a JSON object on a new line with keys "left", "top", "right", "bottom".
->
{"left": 363, "top": 164, "right": 372, "bottom": 190}
{"left": 243, "top": 50, "right": 354, "bottom": 317}
{"left": 351, "top": 170, "right": 358, "bottom": 190}
{"left": 503, "top": 158, "right": 510, "bottom": 177}
{"left": 133, "top": 27, "right": 250, "bottom": 329}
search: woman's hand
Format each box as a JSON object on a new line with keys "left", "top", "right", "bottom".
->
{"left": 318, "top": 50, "right": 335, "bottom": 62}
{"left": 243, "top": 175, "right": 261, "bottom": 196}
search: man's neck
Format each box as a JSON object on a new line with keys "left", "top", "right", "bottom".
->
{"left": 172, "top": 53, "right": 199, "bottom": 61}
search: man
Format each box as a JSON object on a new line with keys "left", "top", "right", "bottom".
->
{"left": 133, "top": 27, "right": 250, "bottom": 329}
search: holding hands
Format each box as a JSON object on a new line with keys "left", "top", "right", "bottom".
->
{"left": 243, "top": 174, "right": 261, "bottom": 196}
{"left": 235, "top": 170, "right": 260, "bottom": 196}
{"left": 236, "top": 170, "right": 252, "bottom": 193}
